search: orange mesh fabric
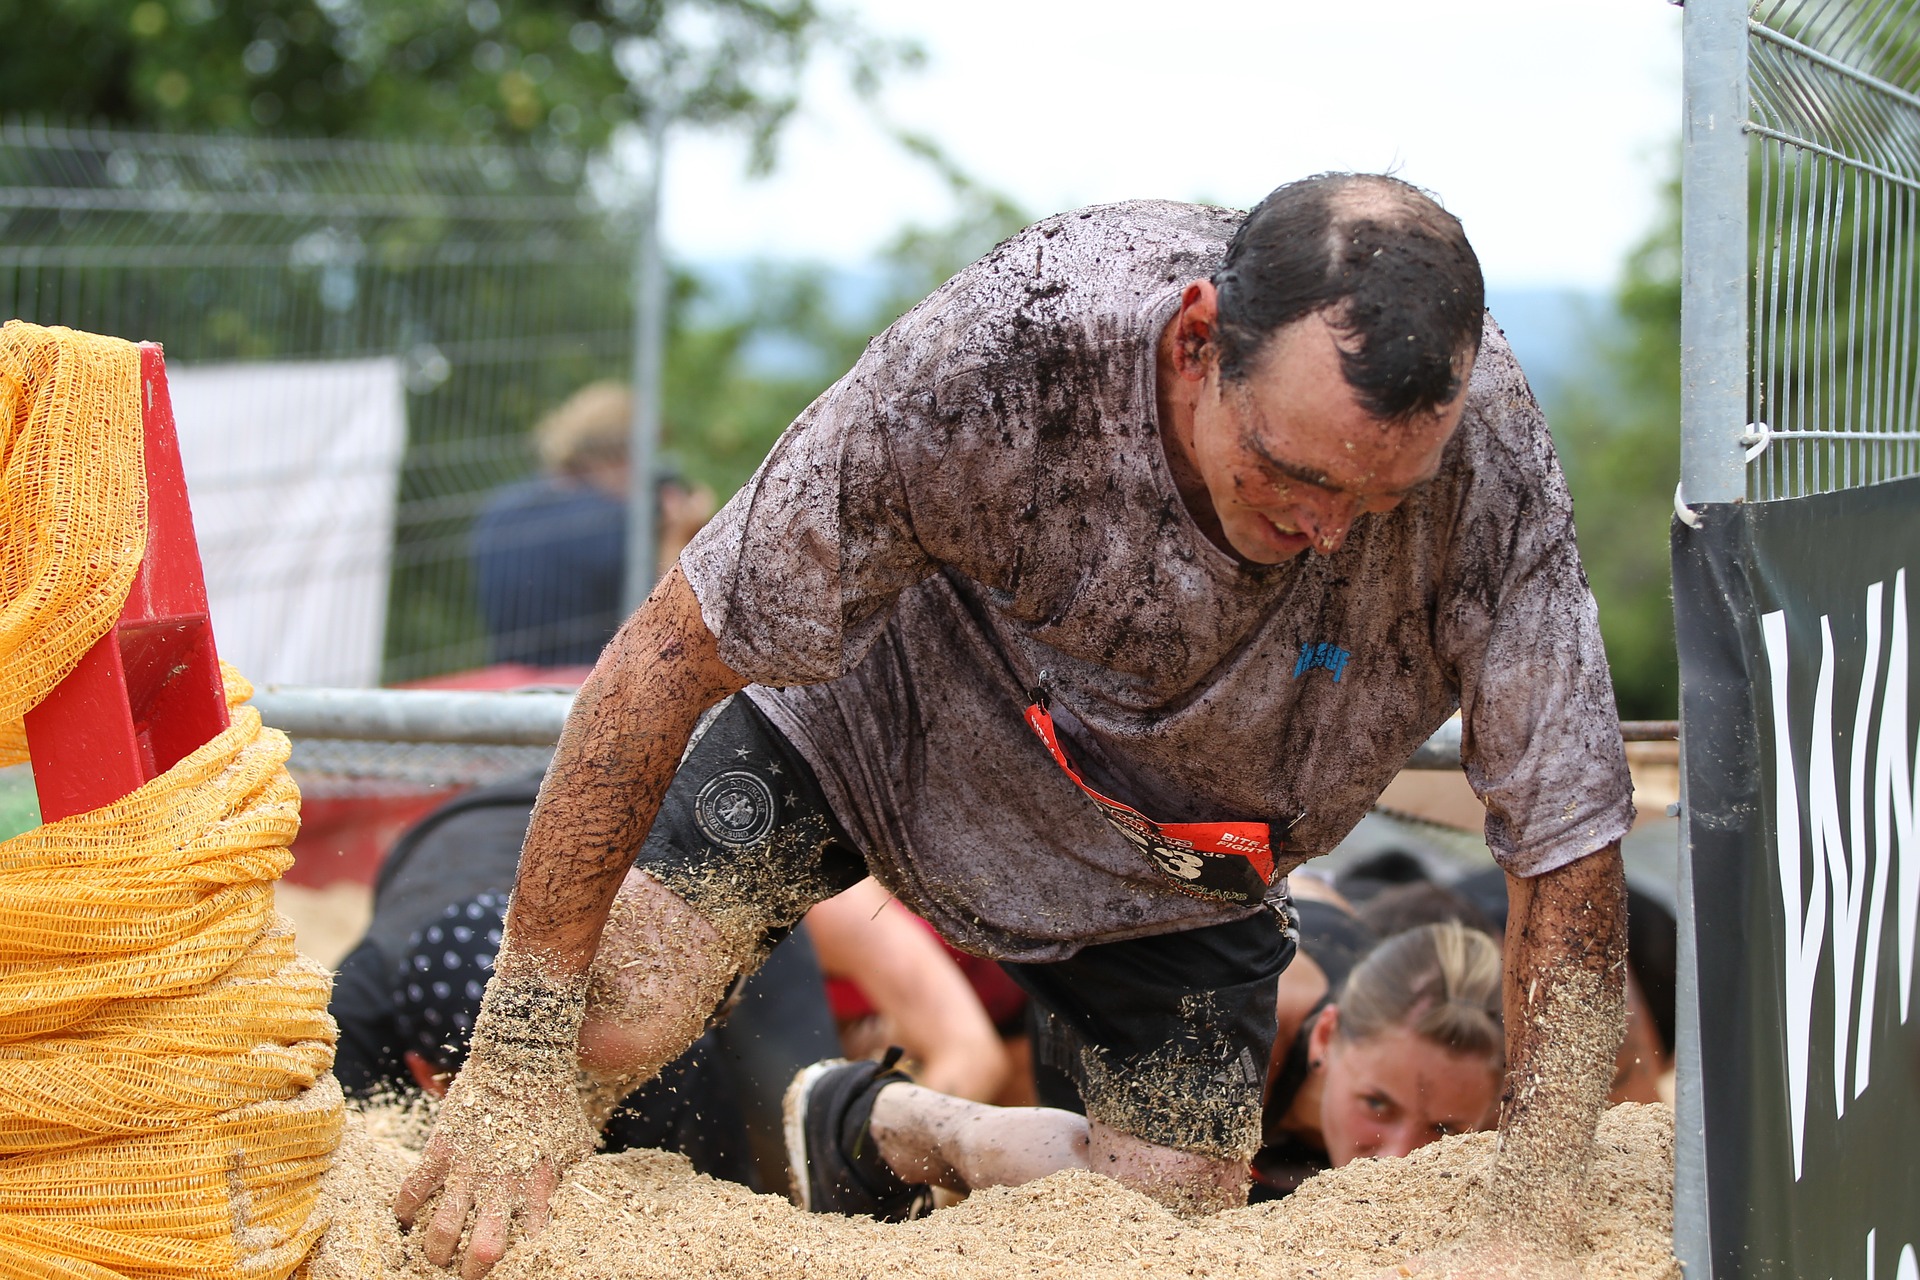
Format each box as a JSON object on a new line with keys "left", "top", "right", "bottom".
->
{"left": 0, "top": 324, "right": 341, "bottom": 1279}
{"left": 0, "top": 668, "right": 344, "bottom": 1279}
{"left": 0, "top": 322, "right": 148, "bottom": 754}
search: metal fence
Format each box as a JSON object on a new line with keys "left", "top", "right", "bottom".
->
{"left": 1677, "top": 3, "right": 1920, "bottom": 1273}
{"left": 0, "top": 120, "right": 635, "bottom": 685}
{"left": 1683, "top": 0, "right": 1920, "bottom": 505}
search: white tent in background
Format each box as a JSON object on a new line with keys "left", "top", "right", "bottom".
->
{"left": 168, "top": 358, "right": 407, "bottom": 689}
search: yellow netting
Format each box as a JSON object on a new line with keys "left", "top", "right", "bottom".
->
{"left": 0, "top": 322, "right": 342, "bottom": 1279}
{"left": 0, "top": 321, "right": 148, "bottom": 747}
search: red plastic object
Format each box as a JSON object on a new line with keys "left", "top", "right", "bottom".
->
{"left": 23, "top": 344, "right": 230, "bottom": 821}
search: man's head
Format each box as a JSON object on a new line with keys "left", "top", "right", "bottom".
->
{"left": 1162, "top": 174, "right": 1485, "bottom": 564}
{"left": 536, "top": 381, "right": 632, "bottom": 495}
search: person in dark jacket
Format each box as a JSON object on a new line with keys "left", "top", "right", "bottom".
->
{"left": 470, "top": 382, "right": 712, "bottom": 667}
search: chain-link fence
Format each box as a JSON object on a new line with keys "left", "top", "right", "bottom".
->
{"left": 0, "top": 120, "right": 636, "bottom": 686}
{"left": 1684, "top": 1, "right": 1920, "bottom": 503}
{"left": 1748, "top": 1, "right": 1920, "bottom": 498}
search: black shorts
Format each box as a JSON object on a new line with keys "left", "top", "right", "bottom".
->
{"left": 1015, "top": 910, "right": 1295, "bottom": 1161}
{"left": 633, "top": 695, "right": 868, "bottom": 959}
{"left": 634, "top": 694, "right": 1296, "bottom": 1160}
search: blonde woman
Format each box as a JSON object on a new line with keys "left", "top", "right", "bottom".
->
{"left": 1253, "top": 920, "right": 1505, "bottom": 1198}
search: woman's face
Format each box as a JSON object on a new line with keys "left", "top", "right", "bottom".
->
{"left": 1312, "top": 1010, "right": 1503, "bottom": 1167}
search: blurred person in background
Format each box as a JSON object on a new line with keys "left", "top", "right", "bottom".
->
{"left": 1354, "top": 879, "right": 1497, "bottom": 939}
{"left": 1344, "top": 856, "right": 1677, "bottom": 1107}
{"left": 471, "top": 381, "right": 714, "bottom": 668}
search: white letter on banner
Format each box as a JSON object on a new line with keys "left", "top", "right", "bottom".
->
{"left": 1840, "top": 584, "right": 1884, "bottom": 1102}
{"left": 1891, "top": 570, "right": 1920, "bottom": 1024}
{"left": 1764, "top": 608, "right": 1826, "bottom": 1179}
{"left": 1899, "top": 1244, "right": 1919, "bottom": 1280}
{"left": 1810, "top": 616, "right": 1858, "bottom": 1120}
{"left": 1860, "top": 576, "right": 1903, "bottom": 1095}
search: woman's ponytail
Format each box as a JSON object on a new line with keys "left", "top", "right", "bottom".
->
{"left": 1335, "top": 920, "right": 1504, "bottom": 1063}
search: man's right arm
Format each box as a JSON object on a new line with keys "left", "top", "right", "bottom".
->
{"left": 503, "top": 563, "right": 745, "bottom": 975}
{"left": 392, "top": 565, "right": 744, "bottom": 1277}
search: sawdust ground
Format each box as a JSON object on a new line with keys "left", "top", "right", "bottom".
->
{"left": 307, "top": 1099, "right": 1678, "bottom": 1279}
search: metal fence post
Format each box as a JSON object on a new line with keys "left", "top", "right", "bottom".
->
{"left": 1677, "top": 2, "right": 1749, "bottom": 1275}
{"left": 623, "top": 113, "right": 668, "bottom": 615}
{"left": 1681, "top": 0, "right": 1752, "bottom": 509}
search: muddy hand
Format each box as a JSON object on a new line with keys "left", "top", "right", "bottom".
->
{"left": 392, "top": 1061, "right": 591, "bottom": 1277}
{"left": 393, "top": 963, "right": 596, "bottom": 1279}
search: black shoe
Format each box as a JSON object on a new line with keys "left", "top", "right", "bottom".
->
{"left": 782, "top": 1046, "right": 930, "bottom": 1219}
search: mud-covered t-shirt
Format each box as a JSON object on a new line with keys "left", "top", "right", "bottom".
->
{"left": 680, "top": 200, "right": 1634, "bottom": 963}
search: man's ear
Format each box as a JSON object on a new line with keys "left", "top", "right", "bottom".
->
{"left": 403, "top": 1049, "right": 452, "bottom": 1098}
{"left": 1172, "top": 280, "right": 1221, "bottom": 381}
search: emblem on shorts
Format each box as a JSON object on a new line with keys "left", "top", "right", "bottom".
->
{"left": 694, "top": 770, "right": 778, "bottom": 846}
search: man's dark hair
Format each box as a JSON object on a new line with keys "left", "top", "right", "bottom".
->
{"left": 1212, "top": 173, "right": 1484, "bottom": 422}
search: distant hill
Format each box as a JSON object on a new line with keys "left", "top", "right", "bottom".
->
{"left": 1484, "top": 286, "right": 1608, "bottom": 412}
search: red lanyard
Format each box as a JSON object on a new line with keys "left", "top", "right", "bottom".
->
{"left": 1023, "top": 695, "right": 1277, "bottom": 906}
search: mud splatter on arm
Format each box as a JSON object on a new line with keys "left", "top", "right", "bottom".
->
{"left": 511, "top": 563, "right": 747, "bottom": 974}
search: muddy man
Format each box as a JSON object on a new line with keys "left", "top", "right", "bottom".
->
{"left": 395, "top": 174, "right": 1633, "bottom": 1280}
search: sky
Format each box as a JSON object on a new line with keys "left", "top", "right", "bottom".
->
{"left": 657, "top": 0, "right": 1684, "bottom": 291}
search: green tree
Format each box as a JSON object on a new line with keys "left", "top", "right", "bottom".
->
{"left": 0, "top": 0, "right": 907, "bottom": 159}
{"left": 1547, "top": 177, "right": 1681, "bottom": 720}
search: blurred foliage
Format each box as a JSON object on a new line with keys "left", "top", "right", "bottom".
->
{"left": 0, "top": 0, "right": 913, "bottom": 163}
{"left": 0, "top": 766, "right": 39, "bottom": 843}
{"left": 1546, "top": 176, "right": 1681, "bottom": 720}
{"left": 0, "top": 0, "right": 926, "bottom": 680}
{"left": 662, "top": 141, "right": 1029, "bottom": 498}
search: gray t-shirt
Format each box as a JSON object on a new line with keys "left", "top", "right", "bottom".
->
{"left": 681, "top": 200, "right": 1634, "bottom": 962}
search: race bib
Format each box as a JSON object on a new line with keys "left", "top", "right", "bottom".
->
{"left": 1024, "top": 694, "right": 1277, "bottom": 905}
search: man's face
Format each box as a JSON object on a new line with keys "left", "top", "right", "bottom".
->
{"left": 1188, "top": 312, "right": 1470, "bottom": 564}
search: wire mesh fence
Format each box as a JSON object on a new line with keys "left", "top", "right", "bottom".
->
{"left": 1744, "top": 0, "right": 1920, "bottom": 500}
{"left": 0, "top": 120, "right": 636, "bottom": 684}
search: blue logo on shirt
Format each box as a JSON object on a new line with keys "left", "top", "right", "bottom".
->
{"left": 1294, "top": 642, "right": 1350, "bottom": 683}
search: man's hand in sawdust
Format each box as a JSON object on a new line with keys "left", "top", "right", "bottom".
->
{"left": 393, "top": 965, "right": 597, "bottom": 1280}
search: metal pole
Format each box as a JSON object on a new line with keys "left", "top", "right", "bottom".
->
{"left": 1680, "top": 0, "right": 1753, "bottom": 508}
{"left": 252, "top": 686, "right": 574, "bottom": 745}
{"left": 1675, "top": 4, "right": 1748, "bottom": 1271}
{"left": 623, "top": 111, "right": 668, "bottom": 614}
{"left": 247, "top": 687, "right": 1680, "bottom": 758}
{"left": 1672, "top": 728, "right": 1712, "bottom": 1279}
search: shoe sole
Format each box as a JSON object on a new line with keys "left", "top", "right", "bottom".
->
{"left": 782, "top": 1057, "right": 853, "bottom": 1213}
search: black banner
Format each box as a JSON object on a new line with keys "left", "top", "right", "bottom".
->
{"left": 1673, "top": 475, "right": 1920, "bottom": 1279}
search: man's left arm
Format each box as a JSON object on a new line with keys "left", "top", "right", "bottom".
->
{"left": 1389, "top": 843, "right": 1626, "bottom": 1279}
{"left": 1489, "top": 842, "right": 1628, "bottom": 1246}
